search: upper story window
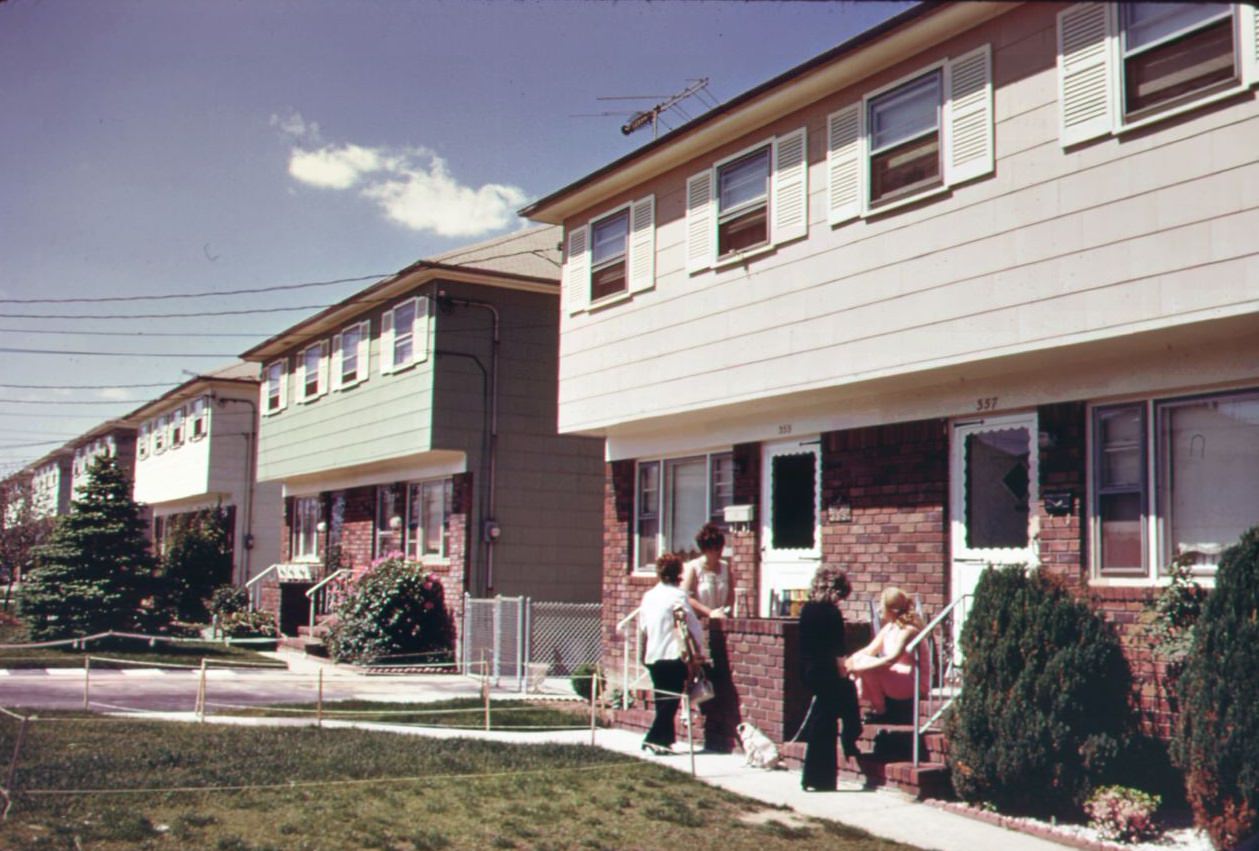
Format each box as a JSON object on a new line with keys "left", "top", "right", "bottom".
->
{"left": 1091, "top": 387, "right": 1259, "bottom": 581}
{"left": 332, "top": 320, "right": 370, "bottom": 390}
{"left": 298, "top": 341, "right": 329, "bottom": 403}
{"left": 137, "top": 423, "right": 150, "bottom": 460}
{"left": 562, "top": 196, "right": 655, "bottom": 314}
{"left": 634, "top": 451, "right": 734, "bottom": 572}
{"left": 868, "top": 71, "right": 942, "bottom": 206}
{"left": 153, "top": 414, "right": 168, "bottom": 454}
{"left": 1122, "top": 3, "right": 1236, "bottom": 117}
{"left": 381, "top": 297, "right": 430, "bottom": 374}
{"left": 827, "top": 45, "right": 992, "bottom": 222}
{"left": 1058, "top": 3, "right": 1257, "bottom": 147}
{"left": 590, "top": 209, "right": 629, "bottom": 301}
{"left": 716, "top": 146, "right": 771, "bottom": 256}
{"left": 170, "top": 407, "right": 185, "bottom": 447}
{"left": 263, "top": 359, "right": 287, "bottom": 415}
{"left": 189, "top": 397, "right": 209, "bottom": 440}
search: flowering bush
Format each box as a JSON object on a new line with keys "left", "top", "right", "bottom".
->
{"left": 323, "top": 557, "right": 453, "bottom": 664}
{"left": 219, "top": 609, "right": 279, "bottom": 639}
{"left": 1085, "top": 786, "right": 1161, "bottom": 843}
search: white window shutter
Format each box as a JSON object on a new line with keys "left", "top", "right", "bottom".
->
{"left": 1057, "top": 2, "right": 1116, "bottom": 148}
{"left": 357, "top": 320, "right": 370, "bottom": 381}
{"left": 380, "top": 309, "right": 395, "bottom": 374}
{"left": 685, "top": 170, "right": 714, "bottom": 274}
{"left": 278, "top": 366, "right": 288, "bottom": 412}
{"left": 330, "top": 334, "right": 343, "bottom": 391}
{"left": 628, "top": 195, "right": 656, "bottom": 294}
{"left": 414, "top": 297, "right": 430, "bottom": 364}
{"left": 826, "top": 102, "right": 864, "bottom": 224}
{"left": 259, "top": 376, "right": 269, "bottom": 413}
{"left": 295, "top": 353, "right": 308, "bottom": 403}
{"left": 561, "top": 226, "right": 590, "bottom": 315}
{"left": 771, "top": 127, "right": 809, "bottom": 245}
{"left": 317, "top": 340, "right": 330, "bottom": 396}
{"left": 1240, "top": 3, "right": 1259, "bottom": 87}
{"left": 945, "top": 44, "right": 994, "bottom": 186}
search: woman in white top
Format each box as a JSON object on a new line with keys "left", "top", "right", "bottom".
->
{"left": 638, "top": 553, "right": 704, "bottom": 754}
{"left": 683, "top": 522, "right": 734, "bottom": 619}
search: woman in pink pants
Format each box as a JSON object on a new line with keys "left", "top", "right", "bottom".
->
{"left": 843, "top": 587, "right": 928, "bottom": 721}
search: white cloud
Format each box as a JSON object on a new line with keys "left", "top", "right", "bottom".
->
{"left": 278, "top": 120, "right": 529, "bottom": 238}
{"left": 96, "top": 387, "right": 132, "bottom": 401}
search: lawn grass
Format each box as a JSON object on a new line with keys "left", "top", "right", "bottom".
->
{"left": 0, "top": 622, "right": 282, "bottom": 671}
{"left": 0, "top": 713, "right": 920, "bottom": 850}
{"left": 237, "top": 698, "right": 598, "bottom": 730}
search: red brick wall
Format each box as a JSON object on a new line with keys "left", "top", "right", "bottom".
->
{"left": 821, "top": 418, "right": 949, "bottom": 621}
{"left": 335, "top": 486, "right": 375, "bottom": 571}
{"left": 714, "top": 617, "right": 808, "bottom": 743}
{"left": 1036, "top": 402, "right": 1088, "bottom": 584}
{"left": 600, "top": 460, "right": 649, "bottom": 670}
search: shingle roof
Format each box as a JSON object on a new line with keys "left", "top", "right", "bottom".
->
{"left": 427, "top": 224, "right": 561, "bottom": 280}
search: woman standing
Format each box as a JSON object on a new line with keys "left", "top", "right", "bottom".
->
{"left": 844, "top": 586, "right": 928, "bottom": 722}
{"left": 638, "top": 553, "right": 704, "bottom": 755}
{"left": 683, "top": 522, "right": 735, "bottom": 619}
{"left": 798, "top": 566, "right": 862, "bottom": 791}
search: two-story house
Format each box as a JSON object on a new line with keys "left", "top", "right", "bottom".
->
{"left": 524, "top": 0, "right": 1259, "bottom": 747}
{"left": 240, "top": 225, "right": 605, "bottom": 635}
{"left": 128, "top": 361, "right": 282, "bottom": 586}
{"left": 28, "top": 448, "right": 73, "bottom": 520}
{"left": 69, "top": 422, "right": 137, "bottom": 501}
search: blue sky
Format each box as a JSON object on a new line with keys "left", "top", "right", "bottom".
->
{"left": 0, "top": 0, "right": 911, "bottom": 474}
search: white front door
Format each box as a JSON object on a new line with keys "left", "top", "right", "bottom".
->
{"left": 760, "top": 437, "right": 822, "bottom": 616}
{"left": 949, "top": 413, "right": 1039, "bottom": 652}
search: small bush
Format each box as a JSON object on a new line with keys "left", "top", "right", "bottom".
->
{"left": 209, "top": 585, "right": 249, "bottom": 618}
{"left": 219, "top": 609, "right": 278, "bottom": 639}
{"left": 323, "top": 558, "right": 454, "bottom": 664}
{"left": 571, "top": 663, "right": 605, "bottom": 701}
{"left": 947, "top": 566, "right": 1136, "bottom": 819}
{"left": 1085, "top": 786, "right": 1161, "bottom": 843}
{"left": 1173, "top": 525, "right": 1259, "bottom": 850}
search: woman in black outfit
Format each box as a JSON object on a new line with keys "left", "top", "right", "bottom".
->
{"left": 797, "top": 565, "right": 862, "bottom": 791}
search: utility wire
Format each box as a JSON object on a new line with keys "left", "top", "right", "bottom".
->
{"left": 0, "top": 398, "right": 155, "bottom": 406}
{"left": 0, "top": 347, "right": 237, "bottom": 357}
{"left": 0, "top": 381, "right": 176, "bottom": 389}
{"left": 0, "top": 304, "right": 332, "bottom": 320}
{"left": 0, "top": 439, "right": 68, "bottom": 449}
{"left": 0, "top": 327, "right": 273, "bottom": 338}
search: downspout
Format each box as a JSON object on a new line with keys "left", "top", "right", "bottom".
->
{"left": 211, "top": 394, "right": 258, "bottom": 586}
{"left": 435, "top": 292, "right": 501, "bottom": 592}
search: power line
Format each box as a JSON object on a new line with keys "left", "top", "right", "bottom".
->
{"left": 0, "top": 347, "right": 237, "bottom": 357}
{"left": 0, "top": 439, "right": 69, "bottom": 449}
{"left": 0, "top": 381, "right": 176, "bottom": 389}
{"left": 0, "top": 274, "right": 391, "bottom": 305}
{"left": 0, "top": 304, "right": 333, "bottom": 320}
{"left": 0, "top": 398, "right": 155, "bottom": 406}
{"left": 0, "top": 327, "right": 272, "bottom": 338}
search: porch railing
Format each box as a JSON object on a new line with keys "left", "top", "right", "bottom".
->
{"left": 614, "top": 606, "right": 649, "bottom": 709}
{"left": 244, "top": 564, "right": 279, "bottom": 612}
{"left": 908, "top": 593, "right": 972, "bottom": 766}
{"left": 306, "top": 568, "right": 352, "bottom": 629}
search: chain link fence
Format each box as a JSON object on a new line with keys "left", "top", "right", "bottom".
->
{"left": 461, "top": 595, "right": 601, "bottom": 691}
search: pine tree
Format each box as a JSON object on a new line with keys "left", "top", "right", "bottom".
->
{"left": 21, "top": 455, "right": 156, "bottom": 640}
{"left": 1173, "top": 525, "right": 1259, "bottom": 850}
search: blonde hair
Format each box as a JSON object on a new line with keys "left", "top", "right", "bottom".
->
{"left": 881, "top": 587, "right": 924, "bottom": 630}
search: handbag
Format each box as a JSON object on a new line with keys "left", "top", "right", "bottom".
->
{"left": 687, "top": 669, "right": 715, "bottom": 705}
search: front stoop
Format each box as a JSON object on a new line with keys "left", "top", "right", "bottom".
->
{"left": 780, "top": 721, "right": 952, "bottom": 799}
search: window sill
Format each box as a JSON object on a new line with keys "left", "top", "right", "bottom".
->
{"left": 1117, "top": 82, "right": 1252, "bottom": 137}
{"left": 864, "top": 182, "right": 949, "bottom": 218}
{"left": 713, "top": 242, "right": 774, "bottom": 271}
{"left": 585, "top": 290, "right": 633, "bottom": 313}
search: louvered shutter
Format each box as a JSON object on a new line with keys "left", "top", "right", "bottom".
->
{"left": 561, "top": 226, "right": 590, "bottom": 315}
{"left": 1057, "top": 3, "right": 1115, "bottom": 147}
{"left": 1240, "top": 3, "right": 1259, "bottom": 87}
{"left": 278, "top": 365, "right": 288, "bottom": 412}
{"left": 628, "top": 195, "right": 656, "bottom": 294}
{"left": 685, "top": 170, "right": 714, "bottom": 274}
{"left": 317, "top": 340, "right": 330, "bottom": 396}
{"left": 380, "top": 309, "right": 395, "bottom": 374}
{"left": 945, "top": 44, "right": 994, "bottom": 185}
{"left": 357, "top": 320, "right": 370, "bottom": 382}
{"left": 258, "top": 375, "right": 269, "bottom": 415}
{"left": 295, "top": 352, "right": 308, "bottom": 402}
{"left": 330, "top": 335, "right": 343, "bottom": 391}
{"left": 771, "top": 127, "right": 808, "bottom": 244}
{"left": 414, "top": 297, "right": 431, "bottom": 364}
{"left": 826, "top": 102, "right": 864, "bottom": 224}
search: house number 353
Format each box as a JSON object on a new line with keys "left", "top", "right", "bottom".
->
{"left": 975, "top": 396, "right": 999, "bottom": 412}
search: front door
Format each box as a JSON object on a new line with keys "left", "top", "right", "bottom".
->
{"left": 949, "top": 413, "right": 1039, "bottom": 652}
{"left": 760, "top": 437, "right": 822, "bottom": 616}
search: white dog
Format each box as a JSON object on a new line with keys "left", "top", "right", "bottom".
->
{"left": 736, "top": 721, "right": 783, "bottom": 770}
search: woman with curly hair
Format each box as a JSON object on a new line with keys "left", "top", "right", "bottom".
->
{"left": 638, "top": 553, "right": 705, "bottom": 755}
{"left": 844, "top": 586, "right": 928, "bottom": 722}
{"left": 682, "top": 522, "right": 734, "bottom": 619}
{"left": 797, "top": 565, "right": 862, "bottom": 791}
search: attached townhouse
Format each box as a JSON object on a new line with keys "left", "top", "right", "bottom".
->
{"left": 240, "top": 225, "right": 605, "bottom": 635}
{"left": 128, "top": 361, "right": 282, "bottom": 587}
{"left": 69, "top": 422, "right": 137, "bottom": 502}
{"left": 28, "top": 448, "right": 73, "bottom": 520}
{"left": 523, "top": 0, "right": 1259, "bottom": 747}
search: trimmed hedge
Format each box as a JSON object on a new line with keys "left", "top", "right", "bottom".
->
{"left": 1173, "top": 526, "right": 1259, "bottom": 850}
{"left": 948, "top": 566, "right": 1136, "bottom": 819}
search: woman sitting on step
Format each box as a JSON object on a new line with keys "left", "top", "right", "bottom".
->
{"left": 842, "top": 587, "right": 928, "bottom": 723}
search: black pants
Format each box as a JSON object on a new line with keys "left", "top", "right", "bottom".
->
{"left": 802, "top": 673, "right": 862, "bottom": 790}
{"left": 646, "top": 659, "right": 688, "bottom": 747}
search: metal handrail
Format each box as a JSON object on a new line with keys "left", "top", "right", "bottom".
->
{"left": 244, "top": 564, "right": 280, "bottom": 611}
{"left": 908, "top": 592, "right": 972, "bottom": 766}
{"left": 306, "top": 568, "right": 352, "bottom": 630}
{"left": 614, "top": 606, "right": 645, "bottom": 710}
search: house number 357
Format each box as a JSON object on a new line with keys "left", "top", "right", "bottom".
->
{"left": 975, "top": 396, "right": 999, "bottom": 412}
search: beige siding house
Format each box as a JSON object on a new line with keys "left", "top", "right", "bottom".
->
{"left": 523, "top": 1, "right": 1259, "bottom": 759}
{"left": 241, "top": 226, "right": 604, "bottom": 633}
{"left": 128, "top": 362, "right": 282, "bottom": 586}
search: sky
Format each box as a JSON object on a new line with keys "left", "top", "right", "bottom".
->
{"left": 0, "top": 0, "right": 912, "bottom": 475}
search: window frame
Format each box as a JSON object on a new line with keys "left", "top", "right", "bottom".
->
{"left": 715, "top": 143, "right": 772, "bottom": 259}
{"left": 332, "top": 320, "right": 370, "bottom": 390}
{"left": 137, "top": 422, "right": 150, "bottom": 460}
{"left": 298, "top": 340, "right": 329, "bottom": 403}
{"left": 406, "top": 477, "right": 454, "bottom": 562}
{"left": 170, "top": 406, "right": 186, "bottom": 448}
{"left": 589, "top": 205, "right": 630, "bottom": 304}
{"left": 189, "top": 397, "right": 209, "bottom": 440}
{"left": 1119, "top": 3, "right": 1238, "bottom": 121}
{"left": 865, "top": 68, "right": 945, "bottom": 209}
{"left": 263, "top": 359, "right": 287, "bottom": 415}
{"left": 291, "top": 495, "right": 322, "bottom": 562}
{"left": 1092, "top": 403, "right": 1148, "bottom": 577}
{"left": 633, "top": 450, "right": 735, "bottom": 573}
{"left": 153, "top": 414, "right": 168, "bottom": 454}
{"left": 381, "top": 296, "right": 429, "bottom": 375}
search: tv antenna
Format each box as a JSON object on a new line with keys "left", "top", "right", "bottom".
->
{"left": 571, "top": 78, "right": 719, "bottom": 141}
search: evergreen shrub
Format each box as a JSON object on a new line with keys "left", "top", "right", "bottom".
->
{"left": 160, "top": 507, "right": 234, "bottom": 622}
{"left": 21, "top": 456, "right": 156, "bottom": 640}
{"left": 323, "top": 557, "right": 454, "bottom": 664}
{"left": 1173, "top": 525, "right": 1259, "bottom": 850}
{"left": 947, "top": 566, "right": 1135, "bottom": 819}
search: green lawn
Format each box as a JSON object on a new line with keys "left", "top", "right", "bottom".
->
{"left": 0, "top": 713, "right": 920, "bottom": 851}
{"left": 0, "top": 622, "right": 282, "bottom": 670}
{"left": 238, "top": 698, "right": 599, "bottom": 730}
